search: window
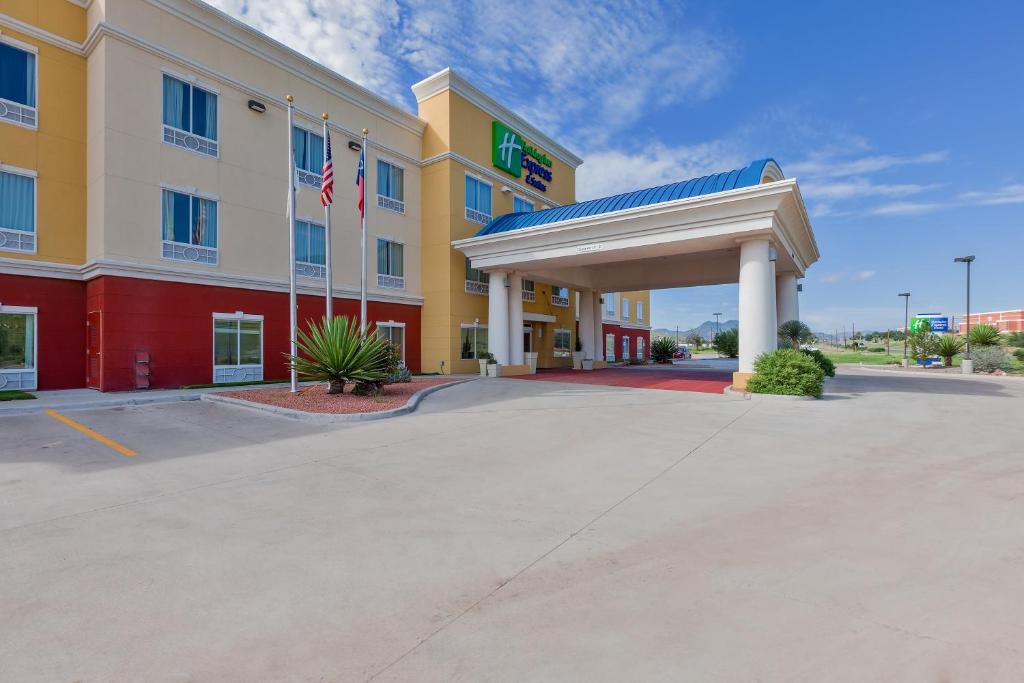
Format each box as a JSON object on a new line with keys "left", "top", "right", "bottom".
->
{"left": 161, "top": 189, "right": 218, "bottom": 264}
{"left": 376, "top": 323, "right": 405, "bottom": 362}
{"left": 460, "top": 324, "right": 488, "bottom": 360}
{"left": 465, "top": 175, "right": 492, "bottom": 224}
{"left": 0, "top": 168, "right": 36, "bottom": 253}
{"left": 162, "top": 74, "right": 218, "bottom": 156}
{"left": 377, "top": 159, "right": 405, "bottom": 213}
{"left": 637, "top": 337, "right": 645, "bottom": 359}
{"left": 513, "top": 196, "right": 534, "bottom": 213}
{"left": 606, "top": 293, "right": 615, "bottom": 316}
{"left": 622, "top": 336, "right": 630, "bottom": 360}
{"left": 293, "top": 127, "right": 324, "bottom": 187}
{"left": 622, "top": 298, "right": 630, "bottom": 320}
{"left": 553, "top": 329, "right": 572, "bottom": 358}
{"left": 637, "top": 301, "right": 644, "bottom": 322}
{"left": 0, "top": 39, "right": 37, "bottom": 127}
{"left": 213, "top": 314, "right": 263, "bottom": 383}
{"left": 295, "top": 219, "right": 326, "bottom": 278}
{"left": 376, "top": 238, "right": 404, "bottom": 289}
{"left": 522, "top": 279, "right": 536, "bottom": 302}
{"left": 465, "top": 257, "right": 489, "bottom": 295}
{"left": 0, "top": 306, "right": 36, "bottom": 390}
{"left": 551, "top": 286, "right": 569, "bottom": 307}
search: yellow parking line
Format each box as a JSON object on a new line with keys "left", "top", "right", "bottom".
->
{"left": 46, "top": 409, "right": 137, "bottom": 457}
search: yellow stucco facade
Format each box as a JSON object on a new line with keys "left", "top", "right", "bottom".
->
{"left": 0, "top": 0, "right": 86, "bottom": 265}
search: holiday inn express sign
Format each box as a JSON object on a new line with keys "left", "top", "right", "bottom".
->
{"left": 492, "top": 120, "right": 553, "bottom": 192}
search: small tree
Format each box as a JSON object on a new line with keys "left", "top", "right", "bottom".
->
{"left": 713, "top": 328, "right": 739, "bottom": 358}
{"left": 967, "top": 324, "right": 1001, "bottom": 348}
{"left": 907, "top": 329, "right": 938, "bottom": 362}
{"left": 287, "top": 316, "right": 391, "bottom": 394}
{"left": 934, "top": 335, "right": 965, "bottom": 367}
{"left": 687, "top": 333, "right": 703, "bottom": 350}
{"left": 778, "top": 320, "right": 813, "bottom": 350}
{"left": 650, "top": 337, "right": 677, "bottom": 363}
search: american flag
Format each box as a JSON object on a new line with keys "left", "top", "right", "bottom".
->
{"left": 320, "top": 130, "right": 334, "bottom": 206}
{"left": 356, "top": 142, "right": 365, "bottom": 219}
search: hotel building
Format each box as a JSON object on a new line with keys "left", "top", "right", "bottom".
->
{"left": 0, "top": 0, "right": 651, "bottom": 391}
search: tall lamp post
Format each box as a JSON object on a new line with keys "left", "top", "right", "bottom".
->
{"left": 954, "top": 255, "right": 975, "bottom": 374}
{"left": 898, "top": 292, "right": 911, "bottom": 367}
{"left": 713, "top": 312, "right": 722, "bottom": 338}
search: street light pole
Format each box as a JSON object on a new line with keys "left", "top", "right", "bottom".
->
{"left": 713, "top": 312, "right": 722, "bottom": 338}
{"left": 954, "top": 255, "right": 975, "bottom": 374}
{"left": 898, "top": 292, "right": 911, "bottom": 367}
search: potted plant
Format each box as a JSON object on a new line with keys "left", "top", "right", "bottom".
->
{"left": 485, "top": 354, "right": 500, "bottom": 377}
{"left": 478, "top": 352, "right": 491, "bottom": 376}
{"left": 572, "top": 337, "right": 584, "bottom": 370}
{"left": 582, "top": 357, "right": 594, "bottom": 370}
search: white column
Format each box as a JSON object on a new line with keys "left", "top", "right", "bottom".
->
{"left": 579, "top": 290, "right": 595, "bottom": 359}
{"left": 738, "top": 239, "right": 777, "bottom": 373}
{"left": 592, "top": 293, "right": 604, "bottom": 361}
{"left": 508, "top": 273, "right": 524, "bottom": 365}
{"left": 487, "top": 270, "right": 510, "bottom": 365}
{"left": 776, "top": 272, "right": 799, "bottom": 324}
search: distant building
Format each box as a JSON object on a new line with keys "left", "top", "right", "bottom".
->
{"left": 957, "top": 310, "right": 1024, "bottom": 334}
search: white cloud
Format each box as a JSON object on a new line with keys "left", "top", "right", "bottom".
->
{"left": 853, "top": 270, "right": 876, "bottom": 281}
{"left": 958, "top": 184, "right": 1024, "bottom": 206}
{"left": 821, "top": 271, "right": 846, "bottom": 284}
{"left": 788, "top": 151, "right": 948, "bottom": 179}
{"left": 799, "top": 178, "right": 939, "bottom": 201}
{"left": 871, "top": 201, "right": 948, "bottom": 216}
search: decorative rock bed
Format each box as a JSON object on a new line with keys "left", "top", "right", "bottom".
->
{"left": 217, "top": 377, "right": 462, "bottom": 415}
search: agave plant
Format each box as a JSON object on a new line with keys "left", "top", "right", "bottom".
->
{"left": 934, "top": 334, "right": 965, "bottom": 367}
{"left": 287, "top": 316, "right": 391, "bottom": 394}
{"left": 966, "top": 323, "right": 1001, "bottom": 348}
{"left": 778, "top": 319, "right": 813, "bottom": 350}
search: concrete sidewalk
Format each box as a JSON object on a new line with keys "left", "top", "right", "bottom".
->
{"left": 0, "top": 383, "right": 290, "bottom": 416}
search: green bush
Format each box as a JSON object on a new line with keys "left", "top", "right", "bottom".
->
{"left": 1014, "top": 348, "right": 1024, "bottom": 362}
{"left": 746, "top": 349, "right": 824, "bottom": 398}
{"left": 801, "top": 348, "right": 835, "bottom": 377}
{"left": 868, "top": 346, "right": 885, "bottom": 353}
{"left": 713, "top": 328, "right": 739, "bottom": 358}
{"left": 287, "top": 315, "right": 391, "bottom": 394}
{"left": 971, "top": 346, "right": 1014, "bottom": 373}
{"left": 1005, "top": 331, "right": 1024, "bottom": 347}
{"left": 650, "top": 336, "right": 677, "bottom": 363}
{"left": 967, "top": 324, "right": 1001, "bottom": 347}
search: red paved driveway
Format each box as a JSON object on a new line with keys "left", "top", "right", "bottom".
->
{"left": 508, "top": 367, "right": 733, "bottom": 394}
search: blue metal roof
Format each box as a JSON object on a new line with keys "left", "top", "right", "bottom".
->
{"left": 476, "top": 158, "right": 782, "bottom": 237}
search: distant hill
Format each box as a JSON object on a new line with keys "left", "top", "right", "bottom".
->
{"left": 652, "top": 319, "right": 738, "bottom": 341}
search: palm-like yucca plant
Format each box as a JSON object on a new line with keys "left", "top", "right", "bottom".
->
{"left": 287, "top": 316, "right": 390, "bottom": 394}
{"left": 934, "top": 334, "right": 965, "bottom": 367}
{"left": 967, "top": 324, "right": 1001, "bottom": 348}
{"left": 778, "top": 319, "right": 813, "bottom": 350}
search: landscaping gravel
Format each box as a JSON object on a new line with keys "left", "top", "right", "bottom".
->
{"left": 220, "top": 377, "right": 458, "bottom": 414}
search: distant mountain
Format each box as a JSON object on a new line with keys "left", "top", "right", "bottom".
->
{"left": 652, "top": 319, "right": 738, "bottom": 341}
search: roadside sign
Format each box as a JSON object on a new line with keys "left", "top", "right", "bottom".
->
{"left": 911, "top": 315, "right": 949, "bottom": 332}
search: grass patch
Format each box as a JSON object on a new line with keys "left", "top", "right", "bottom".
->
{"left": 181, "top": 379, "right": 289, "bottom": 390}
{"left": 0, "top": 390, "right": 36, "bottom": 401}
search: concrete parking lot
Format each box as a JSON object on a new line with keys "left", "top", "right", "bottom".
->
{"left": 2, "top": 368, "right": 1023, "bottom": 681}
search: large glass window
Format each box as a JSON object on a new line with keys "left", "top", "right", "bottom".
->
{"left": 622, "top": 298, "right": 630, "bottom": 320}
{"left": 376, "top": 238, "right": 404, "bottom": 288}
{"left": 553, "top": 329, "right": 572, "bottom": 358}
{"left": 377, "top": 160, "right": 404, "bottom": 201}
{"left": 295, "top": 220, "right": 326, "bottom": 265}
{"left": 606, "top": 293, "right": 615, "bottom": 316}
{"left": 465, "top": 175, "right": 492, "bottom": 223}
{"left": 377, "top": 324, "right": 405, "bottom": 361}
{"left": 162, "top": 74, "right": 217, "bottom": 140}
{"left": 513, "top": 196, "right": 534, "bottom": 213}
{"left": 161, "top": 189, "right": 217, "bottom": 263}
{"left": 637, "top": 301, "right": 644, "bottom": 322}
{"left": 460, "top": 325, "right": 488, "bottom": 360}
{"left": 0, "top": 41, "right": 36, "bottom": 108}
{"left": 214, "top": 318, "right": 262, "bottom": 367}
{"left": 0, "top": 311, "right": 34, "bottom": 370}
{"left": 292, "top": 127, "right": 324, "bottom": 174}
{"left": 0, "top": 170, "right": 35, "bottom": 250}
{"left": 465, "top": 257, "right": 489, "bottom": 284}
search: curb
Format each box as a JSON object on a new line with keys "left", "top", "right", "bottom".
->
{"left": 722, "top": 386, "right": 818, "bottom": 401}
{"left": 0, "top": 393, "right": 201, "bottom": 417}
{"left": 200, "top": 378, "right": 475, "bottom": 423}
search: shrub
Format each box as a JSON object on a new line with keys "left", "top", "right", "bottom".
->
{"left": 971, "top": 346, "right": 1014, "bottom": 373}
{"left": 934, "top": 335, "right": 966, "bottom": 367}
{"left": 746, "top": 349, "right": 824, "bottom": 398}
{"left": 650, "top": 336, "right": 677, "bottom": 363}
{"left": 1014, "top": 348, "right": 1024, "bottom": 362}
{"left": 713, "top": 328, "right": 739, "bottom": 358}
{"left": 908, "top": 330, "right": 938, "bottom": 361}
{"left": 967, "top": 324, "right": 1001, "bottom": 348}
{"left": 801, "top": 348, "right": 835, "bottom": 377}
{"left": 287, "top": 316, "right": 391, "bottom": 394}
{"left": 868, "top": 346, "right": 885, "bottom": 353}
{"left": 778, "top": 320, "right": 813, "bottom": 350}
{"left": 1005, "top": 331, "right": 1024, "bottom": 347}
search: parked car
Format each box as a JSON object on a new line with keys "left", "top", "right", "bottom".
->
{"left": 673, "top": 345, "right": 692, "bottom": 359}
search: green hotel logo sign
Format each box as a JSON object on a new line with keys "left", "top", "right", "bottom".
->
{"left": 491, "top": 120, "right": 554, "bottom": 192}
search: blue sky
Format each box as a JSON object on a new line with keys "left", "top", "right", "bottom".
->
{"left": 214, "top": 0, "right": 1023, "bottom": 332}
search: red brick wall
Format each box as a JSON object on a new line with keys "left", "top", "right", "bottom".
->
{"left": 602, "top": 323, "right": 650, "bottom": 361}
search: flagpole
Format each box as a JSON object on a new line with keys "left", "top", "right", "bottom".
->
{"left": 286, "top": 95, "right": 299, "bottom": 393}
{"left": 322, "top": 113, "right": 333, "bottom": 320}
{"left": 360, "top": 127, "right": 368, "bottom": 338}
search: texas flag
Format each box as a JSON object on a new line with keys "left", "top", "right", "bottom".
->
{"left": 356, "top": 143, "right": 365, "bottom": 219}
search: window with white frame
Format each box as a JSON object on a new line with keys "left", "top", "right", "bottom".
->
{"left": 465, "top": 174, "right": 492, "bottom": 224}
{"left": 0, "top": 38, "right": 37, "bottom": 128}
{"left": 464, "top": 257, "right": 489, "bottom": 295}
{"left": 606, "top": 293, "right": 615, "bottom": 316}
{"left": 637, "top": 336, "right": 645, "bottom": 359}
{"left": 513, "top": 195, "right": 534, "bottom": 213}
{"left": 162, "top": 73, "right": 218, "bottom": 157}
{"left": 622, "top": 297, "right": 630, "bottom": 320}
{"left": 213, "top": 314, "right": 262, "bottom": 383}
{"left": 376, "top": 238, "right": 404, "bottom": 289}
{"left": 0, "top": 167, "right": 36, "bottom": 253}
{"left": 293, "top": 127, "right": 324, "bottom": 187}
{"left": 522, "top": 278, "right": 536, "bottom": 302}
{"left": 295, "top": 219, "right": 326, "bottom": 279}
{"left": 637, "top": 301, "right": 644, "bottom": 322}
{"left": 460, "top": 324, "right": 488, "bottom": 360}
{"left": 0, "top": 305, "right": 37, "bottom": 390}
{"left": 376, "top": 322, "right": 405, "bottom": 362}
{"left": 553, "top": 328, "right": 572, "bottom": 357}
{"left": 377, "top": 159, "right": 405, "bottom": 214}
{"left": 551, "top": 286, "right": 570, "bottom": 307}
{"left": 622, "top": 336, "right": 630, "bottom": 360}
{"left": 161, "top": 188, "right": 218, "bottom": 264}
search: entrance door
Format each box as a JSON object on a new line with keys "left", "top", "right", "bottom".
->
{"left": 86, "top": 311, "right": 102, "bottom": 389}
{"left": 523, "top": 325, "right": 532, "bottom": 353}
{"left": 605, "top": 333, "right": 615, "bottom": 361}
{"left": 622, "top": 336, "right": 630, "bottom": 360}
